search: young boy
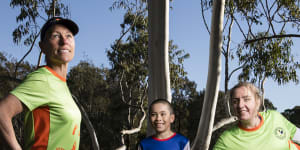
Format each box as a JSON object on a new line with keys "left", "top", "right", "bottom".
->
{"left": 138, "top": 99, "right": 190, "bottom": 150}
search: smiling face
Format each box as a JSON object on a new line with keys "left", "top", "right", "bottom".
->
{"left": 150, "top": 103, "right": 175, "bottom": 135}
{"left": 39, "top": 24, "right": 75, "bottom": 66}
{"left": 231, "top": 86, "right": 261, "bottom": 123}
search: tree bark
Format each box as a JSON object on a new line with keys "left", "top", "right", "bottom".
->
{"left": 224, "top": 17, "right": 234, "bottom": 117}
{"left": 191, "top": 0, "right": 225, "bottom": 149}
{"left": 147, "top": 0, "right": 170, "bottom": 135}
{"left": 212, "top": 116, "right": 238, "bottom": 132}
{"left": 260, "top": 76, "right": 267, "bottom": 112}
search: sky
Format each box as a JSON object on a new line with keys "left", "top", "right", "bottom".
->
{"left": 0, "top": 0, "right": 299, "bottom": 113}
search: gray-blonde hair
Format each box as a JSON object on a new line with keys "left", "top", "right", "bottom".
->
{"left": 229, "top": 82, "right": 263, "bottom": 111}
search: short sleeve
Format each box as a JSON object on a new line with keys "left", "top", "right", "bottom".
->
{"left": 183, "top": 141, "right": 190, "bottom": 150}
{"left": 272, "top": 110, "right": 297, "bottom": 138}
{"left": 10, "top": 72, "right": 49, "bottom": 111}
{"left": 213, "top": 135, "right": 226, "bottom": 150}
{"left": 293, "top": 128, "right": 300, "bottom": 143}
{"left": 137, "top": 144, "right": 143, "bottom": 150}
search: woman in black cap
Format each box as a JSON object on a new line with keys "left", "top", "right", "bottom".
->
{"left": 0, "top": 17, "right": 82, "bottom": 150}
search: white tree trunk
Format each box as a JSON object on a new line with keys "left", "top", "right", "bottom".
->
{"left": 191, "top": 0, "right": 225, "bottom": 149}
{"left": 147, "top": 0, "right": 171, "bottom": 136}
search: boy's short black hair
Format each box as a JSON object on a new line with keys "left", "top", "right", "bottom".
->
{"left": 149, "top": 99, "right": 174, "bottom": 115}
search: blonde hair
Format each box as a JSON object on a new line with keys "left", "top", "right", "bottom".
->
{"left": 230, "top": 82, "right": 262, "bottom": 111}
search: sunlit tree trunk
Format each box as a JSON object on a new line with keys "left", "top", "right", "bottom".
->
{"left": 147, "top": 0, "right": 170, "bottom": 135}
{"left": 191, "top": 0, "right": 225, "bottom": 149}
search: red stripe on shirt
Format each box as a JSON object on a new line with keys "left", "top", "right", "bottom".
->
{"left": 152, "top": 133, "right": 176, "bottom": 141}
{"left": 71, "top": 141, "right": 76, "bottom": 150}
{"left": 290, "top": 140, "right": 300, "bottom": 150}
{"left": 44, "top": 66, "right": 66, "bottom": 82}
{"left": 72, "top": 124, "right": 78, "bottom": 135}
{"left": 239, "top": 113, "right": 264, "bottom": 132}
{"left": 32, "top": 106, "right": 50, "bottom": 150}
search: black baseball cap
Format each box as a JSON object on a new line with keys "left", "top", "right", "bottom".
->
{"left": 40, "top": 17, "right": 79, "bottom": 41}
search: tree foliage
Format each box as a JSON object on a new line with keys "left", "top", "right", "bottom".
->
{"left": 106, "top": 6, "right": 190, "bottom": 148}
{"left": 0, "top": 51, "right": 33, "bottom": 97}
{"left": 238, "top": 32, "right": 300, "bottom": 85}
{"left": 68, "top": 61, "right": 110, "bottom": 112}
{"left": 201, "top": 0, "right": 300, "bottom": 92}
{"left": 10, "top": 0, "right": 70, "bottom": 46}
{"left": 67, "top": 61, "right": 124, "bottom": 150}
{"left": 282, "top": 107, "right": 300, "bottom": 127}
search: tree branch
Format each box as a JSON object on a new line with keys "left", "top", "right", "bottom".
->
{"left": 116, "top": 87, "right": 147, "bottom": 150}
{"left": 232, "top": 16, "right": 247, "bottom": 39}
{"left": 224, "top": 17, "right": 234, "bottom": 118}
{"left": 114, "top": 10, "right": 145, "bottom": 50}
{"left": 212, "top": 116, "right": 238, "bottom": 132}
{"left": 263, "top": 0, "right": 276, "bottom": 34}
{"left": 260, "top": 75, "right": 267, "bottom": 112}
{"left": 200, "top": 0, "right": 210, "bottom": 34}
{"left": 37, "top": 51, "right": 43, "bottom": 68}
{"left": 242, "top": 10, "right": 255, "bottom": 38}
{"left": 72, "top": 95, "right": 100, "bottom": 150}
{"left": 245, "top": 34, "right": 300, "bottom": 44}
{"left": 119, "top": 71, "right": 143, "bottom": 109}
{"left": 280, "top": 21, "right": 287, "bottom": 33}
{"left": 274, "top": 19, "right": 300, "bottom": 24}
{"left": 53, "top": 0, "right": 56, "bottom": 16}
{"left": 228, "top": 62, "right": 247, "bottom": 81}
{"left": 115, "top": 145, "right": 126, "bottom": 150}
{"left": 15, "top": 32, "right": 40, "bottom": 78}
{"left": 225, "top": 17, "right": 234, "bottom": 59}
{"left": 119, "top": 71, "right": 127, "bottom": 104}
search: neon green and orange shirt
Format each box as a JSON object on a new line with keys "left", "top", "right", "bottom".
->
{"left": 11, "top": 66, "right": 81, "bottom": 150}
{"left": 214, "top": 110, "right": 299, "bottom": 150}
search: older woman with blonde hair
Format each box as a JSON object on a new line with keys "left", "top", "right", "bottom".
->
{"left": 214, "top": 82, "right": 300, "bottom": 150}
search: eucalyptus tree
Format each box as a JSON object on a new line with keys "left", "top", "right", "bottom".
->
{"left": 237, "top": 32, "right": 300, "bottom": 102}
{"left": 108, "top": 2, "right": 189, "bottom": 148}
{"left": 201, "top": 0, "right": 300, "bottom": 93}
{"left": 200, "top": 0, "right": 300, "bottom": 124}
{"left": 192, "top": 0, "right": 225, "bottom": 149}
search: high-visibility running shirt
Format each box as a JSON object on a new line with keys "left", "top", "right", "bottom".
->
{"left": 214, "top": 110, "right": 300, "bottom": 150}
{"left": 138, "top": 132, "right": 190, "bottom": 150}
{"left": 11, "top": 66, "right": 81, "bottom": 150}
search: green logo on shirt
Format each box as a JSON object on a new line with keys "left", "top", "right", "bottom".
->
{"left": 274, "top": 127, "right": 286, "bottom": 139}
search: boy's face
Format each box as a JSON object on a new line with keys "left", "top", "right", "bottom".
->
{"left": 150, "top": 103, "right": 175, "bottom": 134}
